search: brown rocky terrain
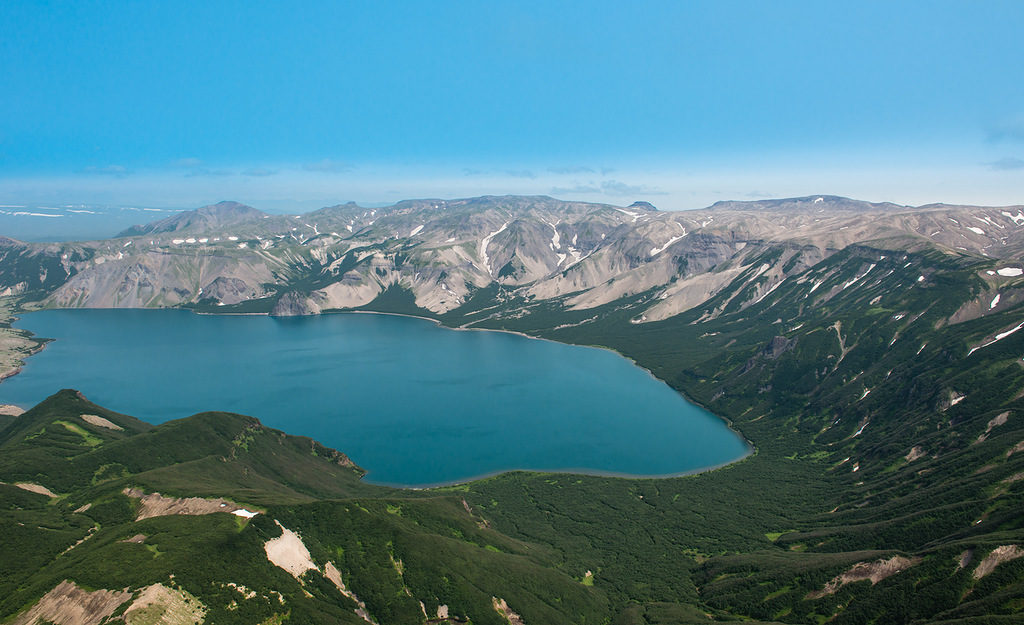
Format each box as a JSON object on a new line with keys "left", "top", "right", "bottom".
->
{"left": 2, "top": 196, "right": 1023, "bottom": 331}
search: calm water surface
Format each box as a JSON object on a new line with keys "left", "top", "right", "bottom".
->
{"left": 2, "top": 310, "right": 748, "bottom": 486}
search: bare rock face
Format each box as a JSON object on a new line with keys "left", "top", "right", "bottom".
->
{"left": 202, "top": 276, "right": 262, "bottom": 305}
{"left": 271, "top": 291, "right": 324, "bottom": 316}
{"left": 762, "top": 336, "right": 796, "bottom": 360}
{"left": 10, "top": 580, "right": 132, "bottom": 625}
{"left": 628, "top": 200, "right": 657, "bottom": 211}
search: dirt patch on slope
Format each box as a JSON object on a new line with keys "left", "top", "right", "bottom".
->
{"left": 123, "top": 488, "right": 257, "bottom": 521}
{"left": 264, "top": 521, "right": 317, "bottom": 579}
{"left": 977, "top": 411, "right": 1010, "bottom": 443}
{"left": 15, "top": 482, "right": 57, "bottom": 497}
{"left": 807, "top": 555, "right": 919, "bottom": 599}
{"left": 122, "top": 583, "right": 205, "bottom": 625}
{"left": 11, "top": 580, "right": 132, "bottom": 625}
{"left": 1003, "top": 472, "right": 1024, "bottom": 484}
{"left": 324, "top": 561, "right": 378, "bottom": 624}
{"left": 973, "top": 545, "right": 1024, "bottom": 580}
{"left": 80, "top": 413, "right": 123, "bottom": 431}
{"left": 492, "top": 597, "right": 525, "bottom": 625}
{"left": 905, "top": 446, "right": 926, "bottom": 462}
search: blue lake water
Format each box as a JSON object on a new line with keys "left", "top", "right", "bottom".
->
{"left": 1, "top": 309, "right": 748, "bottom": 486}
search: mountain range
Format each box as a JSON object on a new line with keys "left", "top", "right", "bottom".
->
{"left": 1, "top": 194, "right": 1024, "bottom": 624}
{"left": 2, "top": 194, "right": 1024, "bottom": 323}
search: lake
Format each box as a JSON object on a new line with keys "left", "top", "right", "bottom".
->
{"left": 1, "top": 309, "right": 749, "bottom": 486}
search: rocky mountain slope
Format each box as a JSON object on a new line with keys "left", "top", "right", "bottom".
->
{"left": 3, "top": 195, "right": 1024, "bottom": 325}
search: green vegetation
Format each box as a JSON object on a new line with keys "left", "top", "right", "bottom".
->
{"left": 2, "top": 240, "right": 1024, "bottom": 623}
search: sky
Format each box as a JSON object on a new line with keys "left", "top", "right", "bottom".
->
{"left": 1, "top": 1, "right": 1023, "bottom": 212}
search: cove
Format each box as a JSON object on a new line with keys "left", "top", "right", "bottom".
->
{"left": 1, "top": 309, "right": 749, "bottom": 486}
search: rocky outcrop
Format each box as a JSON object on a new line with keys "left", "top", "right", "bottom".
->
{"left": 123, "top": 487, "right": 259, "bottom": 520}
{"left": 201, "top": 276, "right": 263, "bottom": 305}
{"left": 973, "top": 545, "right": 1024, "bottom": 580}
{"left": 271, "top": 291, "right": 324, "bottom": 316}
{"left": 806, "top": 555, "right": 919, "bottom": 599}
{"left": 762, "top": 336, "right": 796, "bottom": 360}
{"left": 10, "top": 580, "right": 132, "bottom": 625}
{"left": 45, "top": 249, "right": 279, "bottom": 309}
{"left": 121, "top": 583, "right": 206, "bottom": 625}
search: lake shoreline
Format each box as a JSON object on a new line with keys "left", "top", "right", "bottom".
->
{"left": 3, "top": 303, "right": 755, "bottom": 485}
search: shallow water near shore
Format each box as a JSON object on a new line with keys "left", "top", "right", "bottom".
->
{"left": 2, "top": 309, "right": 748, "bottom": 486}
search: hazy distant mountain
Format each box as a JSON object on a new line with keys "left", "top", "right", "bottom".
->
{"left": 115, "top": 201, "right": 268, "bottom": 237}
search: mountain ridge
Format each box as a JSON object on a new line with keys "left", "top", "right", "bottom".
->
{"left": 4, "top": 193, "right": 1023, "bottom": 321}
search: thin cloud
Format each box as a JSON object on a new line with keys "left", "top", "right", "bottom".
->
{"left": 80, "top": 165, "right": 130, "bottom": 177}
{"left": 987, "top": 157, "right": 1024, "bottom": 171}
{"left": 548, "top": 166, "right": 595, "bottom": 175}
{"left": 243, "top": 167, "right": 277, "bottom": 177}
{"left": 302, "top": 159, "right": 354, "bottom": 173}
{"left": 172, "top": 157, "right": 204, "bottom": 168}
{"left": 550, "top": 183, "right": 601, "bottom": 195}
{"left": 600, "top": 180, "right": 667, "bottom": 196}
{"left": 988, "top": 113, "right": 1024, "bottom": 142}
{"left": 184, "top": 168, "right": 232, "bottom": 178}
{"left": 551, "top": 179, "right": 666, "bottom": 197}
{"left": 462, "top": 168, "right": 536, "bottom": 178}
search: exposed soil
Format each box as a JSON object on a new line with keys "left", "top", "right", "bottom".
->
{"left": 807, "top": 555, "right": 919, "bottom": 599}
{"left": 491, "top": 597, "right": 525, "bottom": 625}
{"left": 80, "top": 413, "right": 123, "bottom": 430}
{"left": 977, "top": 411, "right": 1010, "bottom": 443}
{"left": 122, "top": 583, "right": 206, "bottom": 625}
{"left": 15, "top": 482, "right": 57, "bottom": 497}
{"left": 973, "top": 545, "right": 1024, "bottom": 580}
{"left": 324, "top": 561, "right": 378, "bottom": 624}
{"left": 264, "top": 521, "right": 317, "bottom": 579}
{"left": 1003, "top": 472, "right": 1024, "bottom": 484}
{"left": 904, "top": 446, "right": 926, "bottom": 462}
{"left": 123, "top": 487, "right": 254, "bottom": 520}
{"left": 10, "top": 580, "right": 131, "bottom": 625}
{"left": 225, "top": 583, "right": 256, "bottom": 600}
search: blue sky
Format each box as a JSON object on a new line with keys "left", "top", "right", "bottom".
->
{"left": 2, "top": 1, "right": 1023, "bottom": 210}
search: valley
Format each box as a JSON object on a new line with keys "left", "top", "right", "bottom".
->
{"left": 1, "top": 194, "right": 1024, "bottom": 624}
